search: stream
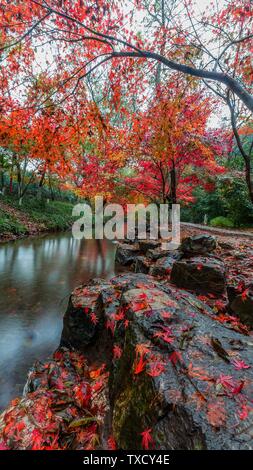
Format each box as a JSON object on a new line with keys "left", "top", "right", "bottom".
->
{"left": 0, "top": 232, "right": 116, "bottom": 410}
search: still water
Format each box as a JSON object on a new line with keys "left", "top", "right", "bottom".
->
{"left": 0, "top": 232, "right": 116, "bottom": 410}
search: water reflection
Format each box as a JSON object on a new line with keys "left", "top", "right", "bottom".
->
{"left": 0, "top": 233, "right": 116, "bottom": 409}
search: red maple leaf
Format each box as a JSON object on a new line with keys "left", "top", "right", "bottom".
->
{"left": 132, "top": 301, "right": 148, "bottom": 312}
{"left": 113, "top": 345, "right": 122, "bottom": 360}
{"left": 106, "top": 319, "right": 115, "bottom": 335}
{"left": 238, "top": 404, "right": 250, "bottom": 421}
{"left": 74, "top": 382, "right": 91, "bottom": 408}
{"left": 0, "top": 441, "right": 9, "bottom": 450}
{"left": 161, "top": 311, "right": 173, "bottom": 320}
{"left": 31, "top": 429, "right": 44, "bottom": 450}
{"left": 207, "top": 401, "right": 226, "bottom": 428}
{"left": 115, "top": 310, "right": 125, "bottom": 321}
{"left": 90, "top": 312, "right": 98, "bottom": 324}
{"left": 134, "top": 354, "right": 147, "bottom": 375}
{"left": 107, "top": 436, "right": 117, "bottom": 450}
{"left": 232, "top": 358, "right": 250, "bottom": 370}
{"left": 140, "top": 428, "right": 154, "bottom": 450}
{"left": 169, "top": 351, "right": 182, "bottom": 366}
{"left": 92, "top": 380, "right": 104, "bottom": 393}
{"left": 53, "top": 350, "right": 64, "bottom": 361}
{"left": 232, "top": 380, "right": 245, "bottom": 395}
{"left": 153, "top": 325, "right": 174, "bottom": 344}
{"left": 147, "top": 362, "right": 165, "bottom": 377}
{"left": 138, "top": 292, "right": 147, "bottom": 300}
{"left": 89, "top": 364, "right": 106, "bottom": 379}
{"left": 241, "top": 289, "right": 249, "bottom": 301}
{"left": 216, "top": 374, "right": 234, "bottom": 390}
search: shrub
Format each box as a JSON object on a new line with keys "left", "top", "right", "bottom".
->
{"left": 217, "top": 178, "right": 253, "bottom": 227}
{"left": 180, "top": 186, "right": 226, "bottom": 224}
{"left": 210, "top": 216, "right": 234, "bottom": 228}
{"left": 181, "top": 178, "right": 253, "bottom": 228}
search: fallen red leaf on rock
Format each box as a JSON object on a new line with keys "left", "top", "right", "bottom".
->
{"left": 140, "top": 428, "right": 154, "bottom": 450}
{"left": 134, "top": 354, "right": 147, "bottom": 375}
{"left": 232, "top": 359, "right": 251, "bottom": 370}
{"left": 113, "top": 345, "right": 123, "bottom": 360}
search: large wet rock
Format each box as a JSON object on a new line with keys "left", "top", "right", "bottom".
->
{"left": 139, "top": 240, "right": 160, "bottom": 254}
{"left": 60, "top": 279, "right": 110, "bottom": 351}
{"left": 60, "top": 273, "right": 253, "bottom": 450}
{"left": 147, "top": 247, "right": 175, "bottom": 261}
{"left": 115, "top": 243, "right": 140, "bottom": 266}
{"left": 181, "top": 235, "right": 217, "bottom": 256}
{"left": 109, "top": 278, "right": 253, "bottom": 450}
{"left": 229, "top": 288, "right": 253, "bottom": 328}
{"left": 134, "top": 256, "right": 151, "bottom": 274}
{"left": 150, "top": 252, "right": 182, "bottom": 277}
{"left": 171, "top": 256, "right": 226, "bottom": 295}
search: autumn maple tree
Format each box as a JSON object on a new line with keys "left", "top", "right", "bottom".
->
{"left": 124, "top": 78, "right": 228, "bottom": 205}
{"left": 0, "top": 0, "right": 252, "bottom": 203}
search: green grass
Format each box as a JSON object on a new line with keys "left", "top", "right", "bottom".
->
{"left": 0, "top": 194, "right": 75, "bottom": 236}
{"left": 0, "top": 207, "right": 27, "bottom": 235}
{"left": 209, "top": 216, "right": 234, "bottom": 228}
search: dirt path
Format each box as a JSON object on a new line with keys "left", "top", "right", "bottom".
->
{"left": 181, "top": 222, "right": 253, "bottom": 240}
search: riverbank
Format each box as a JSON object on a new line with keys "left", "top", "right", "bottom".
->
{"left": 0, "top": 195, "right": 75, "bottom": 243}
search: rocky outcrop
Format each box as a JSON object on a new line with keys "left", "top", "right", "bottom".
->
{"left": 115, "top": 240, "right": 162, "bottom": 267}
{"left": 146, "top": 246, "right": 173, "bottom": 261}
{"left": 1, "top": 273, "right": 252, "bottom": 450}
{"left": 56, "top": 274, "right": 253, "bottom": 449}
{"left": 115, "top": 239, "right": 182, "bottom": 275}
{"left": 134, "top": 256, "right": 151, "bottom": 274}
{"left": 110, "top": 279, "right": 253, "bottom": 450}
{"left": 171, "top": 256, "right": 226, "bottom": 295}
{"left": 138, "top": 240, "right": 160, "bottom": 254}
{"left": 61, "top": 279, "right": 110, "bottom": 351}
{"left": 181, "top": 234, "right": 217, "bottom": 256}
{"left": 115, "top": 243, "right": 140, "bottom": 266}
{"left": 149, "top": 252, "right": 181, "bottom": 276}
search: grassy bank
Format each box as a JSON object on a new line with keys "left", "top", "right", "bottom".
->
{"left": 0, "top": 194, "right": 75, "bottom": 242}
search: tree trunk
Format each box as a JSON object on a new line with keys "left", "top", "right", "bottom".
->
{"left": 170, "top": 162, "right": 177, "bottom": 204}
{"left": 37, "top": 170, "right": 46, "bottom": 199}
{"left": 0, "top": 170, "right": 5, "bottom": 194}
{"left": 245, "top": 157, "right": 253, "bottom": 204}
{"left": 227, "top": 96, "right": 253, "bottom": 204}
{"left": 17, "top": 165, "right": 22, "bottom": 200}
{"left": 49, "top": 177, "right": 55, "bottom": 200}
{"left": 9, "top": 159, "right": 14, "bottom": 193}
